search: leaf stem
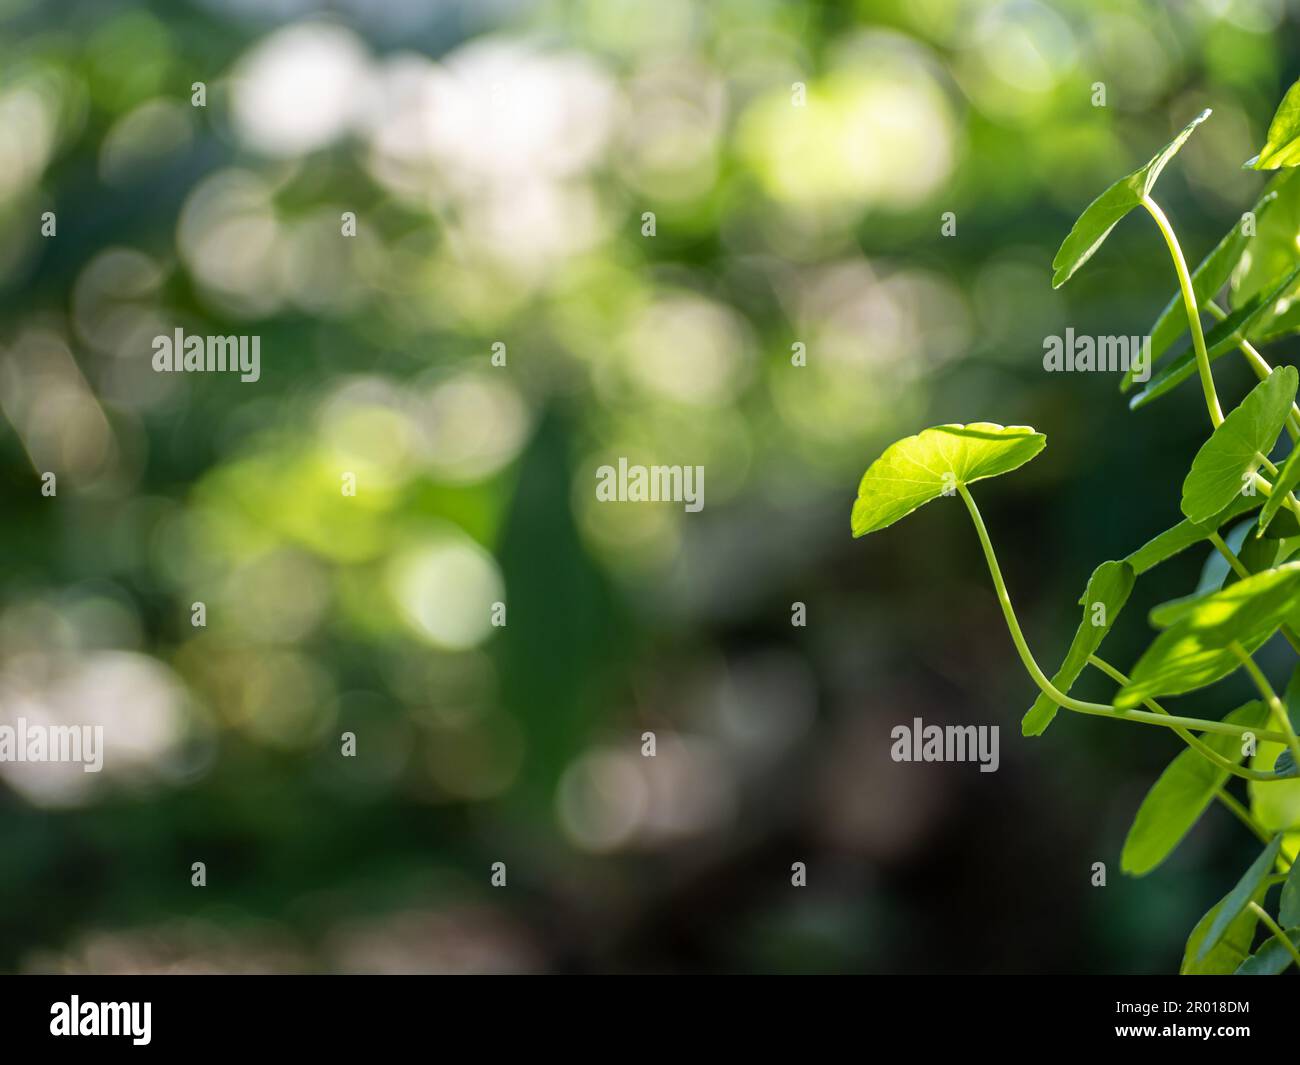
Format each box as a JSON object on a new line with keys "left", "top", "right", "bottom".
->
{"left": 1247, "top": 901, "right": 1300, "bottom": 970}
{"left": 1208, "top": 534, "right": 1300, "bottom": 655}
{"left": 1248, "top": 469, "right": 1300, "bottom": 526}
{"left": 1206, "top": 299, "right": 1300, "bottom": 441}
{"left": 1142, "top": 196, "right": 1224, "bottom": 428}
{"left": 957, "top": 483, "right": 1290, "bottom": 743}
{"left": 1230, "top": 643, "right": 1300, "bottom": 774}
{"left": 1088, "top": 654, "right": 1281, "bottom": 782}
{"left": 1209, "top": 532, "right": 1251, "bottom": 581}
{"left": 1215, "top": 787, "right": 1271, "bottom": 842}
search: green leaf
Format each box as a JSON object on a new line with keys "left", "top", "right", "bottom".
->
{"left": 1129, "top": 266, "right": 1300, "bottom": 411}
{"left": 1284, "top": 662, "right": 1300, "bottom": 729}
{"left": 1282, "top": 848, "right": 1300, "bottom": 927}
{"left": 1248, "top": 78, "right": 1300, "bottom": 170}
{"left": 1196, "top": 835, "right": 1283, "bottom": 962}
{"left": 1248, "top": 750, "right": 1300, "bottom": 834}
{"left": 850, "top": 423, "right": 1045, "bottom": 538}
{"left": 1226, "top": 174, "right": 1300, "bottom": 345}
{"left": 1180, "top": 367, "right": 1298, "bottom": 523}
{"left": 1235, "top": 929, "right": 1300, "bottom": 974}
{"left": 1125, "top": 190, "right": 1280, "bottom": 393}
{"left": 1230, "top": 171, "right": 1300, "bottom": 309}
{"left": 1195, "top": 518, "right": 1255, "bottom": 596}
{"left": 1224, "top": 527, "right": 1285, "bottom": 587}
{"left": 1183, "top": 888, "right": 1264, "bottom": 974}
{"left": 1148, "top": 589, "right": 1211, "bottom": 629}
{"left": 1116, "top": 562, "right": 1300, "bottom": 708}
{"left": 1021, "top": 561, "right": 1135, "bottom": 737}
{"left": 1153, "top": 517, "right": 1259, "bottom": 612}
{"left": 1052, "top": 110, "right": 1211, "bottom": 289}
{"left": 1121, "top": 701, "right": 1269, "bottom": 876}
{"left": 1260, "top": 505, "right": 1300, "bottom": 539}
{"left": 1257, "top": 445, "right": 1300, "bottom": 538}
{"left": 1125, "top": 493, "right": 1264, "bottom": 575}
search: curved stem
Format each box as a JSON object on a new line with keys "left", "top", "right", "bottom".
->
{"left": 957, "top": 483, "right": 1289, "bottom": 743}
{"left": 1143, "top": 196, "right": 1223, "bottom": 428}
{"left": 1232, "top": 644, "right": 1300, "bottom": 774}
{"left": 1088, "top": 654, "right": 1281, "bottom": 782}
{"left": 1215, "top": 787, "right": 1271, "bottom": 842}
{"left": 1248, "top": 901, "right": 1300, "bottom": 970}
{"left": 1206, "top": 299, "right": 1300, "bottom": 440}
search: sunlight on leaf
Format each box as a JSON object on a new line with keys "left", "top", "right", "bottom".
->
{"left": 1116, "top": 563, "right": 1300, "bottom": 707}
{"left": 1248, "top": 78, "right": 1300, "bottom": 170}
{"left": 1052, "top": 110, "right": 1210, "bottom": 288}
{"left": 850, "top": 423, "right": 1045, "bottom": 538}
{"left": 1180, "top": 366, "right": 1298, "bottom": 523}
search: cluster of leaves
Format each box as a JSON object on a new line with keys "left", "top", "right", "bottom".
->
{"left": 853, "top": 84, "right": 1300, "bottom": 974}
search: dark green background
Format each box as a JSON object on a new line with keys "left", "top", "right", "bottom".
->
{"left": 1, "top": 0, "right": 1297, "bottom": 973}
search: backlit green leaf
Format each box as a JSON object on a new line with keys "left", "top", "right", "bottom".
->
{"left": 851, "top": 423, "right": 1045, "bottom": 538}
{"left": 1121, "top": 701, "right": 1269, "bottom": 876}
{"left": 1052, "top": 110, "right": 1211, "bottom": 289}
{"left": 1197, "top": 835, "right": 1283, "bottom": 961}
{"left": 1180, "top": 367, "right": 1298, "bottom": 523}
{"left": 1021, "top": 560, "right": 1134, "bottom": 737}
{"left": 1148, "top": 588, "right": 1214, "bottom": 629}
{"left": 1248, "top": 745, "right": 1300, "bottom": 833}
{"left": 1230, "top": 173, "right": 1300, "bottom": 344}
{"left": 1230, "top": 171, "right": 1300, "bottom": 307}
{"left": 1248, "top": 78, "right": 1300, "bottom": 170}
{"left": 1116, "top": 563, "right": 1300, "bottom": 708}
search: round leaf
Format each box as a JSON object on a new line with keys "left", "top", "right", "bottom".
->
{"left": 851, "top": 423, "right": 1045, "bottom": 538}
{"left": 1180, "top": 366, "right": 1298, "bottom": 524}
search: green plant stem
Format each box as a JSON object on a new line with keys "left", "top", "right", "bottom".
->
{"left": 1206, "top": 299, "right": 1300, "bottom": 441}
{"left": 1088, "top": 654, "right": 1281, "bottom": 782}
{"left": 1208, "top": 534, "right": 1300, "bottom": 655}
{"left": 1215, "top": 787, "right": 1271, "bottom": 842}
{"left": 1209, "top": 532, "right": 1251, "bottom": 581}
{"left": 1143, "top": 196, "right": 1224, "bottom": 428}
{"left": 1249, "top": 468, "right": 1300, "bottom": 526}
{"left": 1231, "top": 643, "right": 1300, "bottom": 773}
{"left": 956, "top": 483, "right": 1290, "bottom": 743}
{"left": 1247, "top": 901, "right": 1300, "bottom": 970}
{"left": 1253, "top": 461, "right": 1300, "bottom": 527}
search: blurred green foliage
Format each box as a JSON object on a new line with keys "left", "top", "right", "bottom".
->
{"left": 2, "top": 0, "right": 1300, "bottom": 973}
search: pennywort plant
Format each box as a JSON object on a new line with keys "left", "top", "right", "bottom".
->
{"left": 853, "top": 87, "right": 1300, "bottom": 974}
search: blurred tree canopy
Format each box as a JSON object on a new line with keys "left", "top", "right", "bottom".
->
{"left": 2, "top": 0, "right": 1299, "bottom": 973}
